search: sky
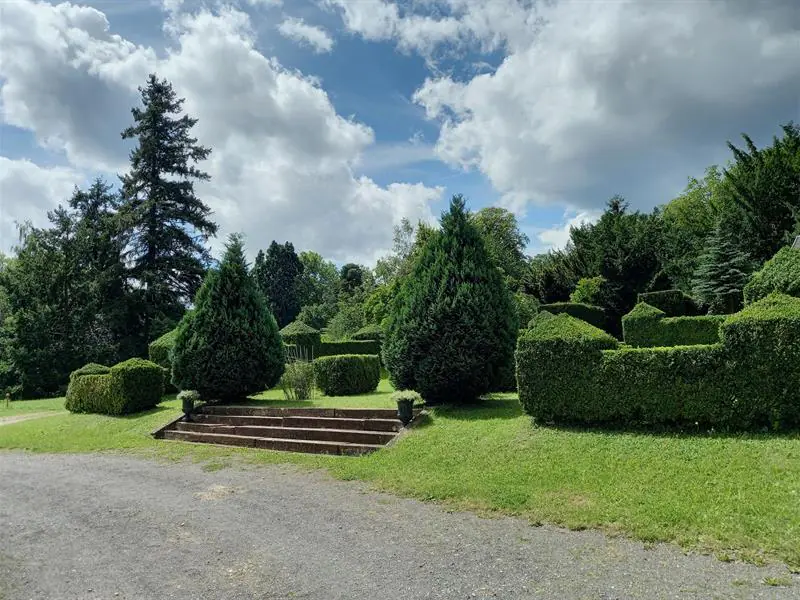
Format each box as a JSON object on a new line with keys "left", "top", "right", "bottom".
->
{"left": 0, "top": 0, "right": 798, "bottom": 265}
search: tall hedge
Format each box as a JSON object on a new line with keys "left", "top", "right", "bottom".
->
{"left": 637, "top": 290, "right": 698, "bottom": 316}
{"left": 516, "top": 294, "right": 800, "bottom": 430}
{"left": 383, "top": 195, "right": 518, "bottom": 404}
{"left": 172, "top": 235, "right": 285, "bottom": 401}
{"left": 148, "top": 328, "right": 178, "bottom": 369}
{"left": 538, "top": 302, "right": 608, "bottom": 332}
{"left": 622, "top": 302, "right": 723, "bottom": 347}
{"left": 743, "top": 247, "right": 800, "bottom": 304}
{"left": 316, "top": 339, "right": 381, "bottom": 358}
{"left": 65, "top": 358, "right": 163, "bottom": 415}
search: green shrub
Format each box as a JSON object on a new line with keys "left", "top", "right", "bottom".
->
{"left": 622, "top": 302, "right": 723, "bottom": 347}
{"left": 539, "top": 302, "right": 607, "bottom": 332}
{"left": 316, "top": 340, "right": 381, "bottom": 358}
{"left": 637, "top": 290, "right": 699, "bottom": 316}
{"left": 513, "top": 293, "right": 540, "bottom": 329}
{"left": 570, "top": 276, "right": 612, "bottom": 306}
{"left": 517, "top": 294, "right": 800, "bottom": 430}
{"left": 384, "top": 196, "right": 518, "bottom": 404}
{"left": 65, "top": 358, "right": 164, "bottom": 415}
{"left": 280, "top": 360, "right": 316, "bottom": 401}
{"left": 314, "top": 354, "right": 381, "bottom": 396}
{"left": 172, "top": 235, "right": 285, "bottom": 402}
{"left": 743, "top": 247, "right": 800, "bottom": 304}
{"left": 391, "top": 390, "right": 424, "bottom": 405}
{"left": 279, "top": 321, "right": 321, "bottom": 356}
{"left": 352, "top": 324, "right": 383, "bottom": 341}
{"left": 69, "top": 363, "right": 110, "bottom": 379}
{"left": 148, "top": 328, "right": 178, "bottom": 368}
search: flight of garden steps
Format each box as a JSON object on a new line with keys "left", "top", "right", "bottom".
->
{"left": 160, "top": 405, "right": 419, "bottom": 455}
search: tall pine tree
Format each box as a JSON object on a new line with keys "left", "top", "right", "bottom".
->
{"left": 252, "top": 241, "right": 304, "bottom": 328}
{"left": 383, "top": 195, "right": 518, "bottom": 404}
{"left": 119, "top": 74, "right": 217, "bottom": 345}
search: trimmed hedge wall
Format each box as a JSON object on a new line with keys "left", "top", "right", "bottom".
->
{"left": 279, "top": 321, "right": 321, "bottom": 355}
{"left": 316, "top": 340, "right": 381, "bottom": 358}
{"left": 538, "top": 302, "right": 607, "bottom": 332}
{"left": 622, "top": 302, "right": 723, "bottom": 347}
{"left": 637, "top": 290, "right": 698, "bottom": 316}
{"left": 148, "top": 328, "right": 178, "bottom": 391}
{"left": 516, "top": 294, "right": 800, "bottom": 430}
{"left": 313, "top": 354, "right": 381, "bottom": 396}
{"left": 65, "top": 358, "right": 164, "bottom": 415}
{"left": 351, "top": 324, "right": 383, "bottom": 341}
{"left": 743, "top": 247, "right": 800, "bottom": 304}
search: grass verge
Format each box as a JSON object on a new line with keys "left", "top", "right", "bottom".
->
{"left": 1, "top": 380, "right": 798, "bottom": 569}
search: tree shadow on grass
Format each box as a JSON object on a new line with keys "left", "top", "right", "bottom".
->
{"left": 429, "top": 395, "right": 523, "bottom": 421}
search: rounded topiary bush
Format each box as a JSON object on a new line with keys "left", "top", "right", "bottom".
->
{"left": 383, "top": 195, "right": 518, "bottom": 404}
{"left": 313, "top": 354, "right": 380, "bottom": 396}
{"left": 279, "top": 321, "right": 321, "bottom": 357}
{"left": 743, "top": 247, "right": 800, "bottom": 304}
{"left": 65, "top": 358, "right": 163, "bottom": 415}
{"left": 172, "top": 234, "right": 285, "bottom": 402}
{"left": 69, "top": 363, "right": 111, "bottom": 379}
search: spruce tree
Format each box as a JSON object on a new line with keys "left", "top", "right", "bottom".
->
{"left": 252, "top": 241, "right": 304, "bottom": 328}
{"left": 383, "top": 195, "right": 518, "bottom": 404}
{"left": 172, "top": 234, "right": 285, "bottom": 401}
{"left": 119, "top": 74, "right": 217, "bottom": 344}
{"left": 692, "top": 217, "right": 754, "bottom": 314}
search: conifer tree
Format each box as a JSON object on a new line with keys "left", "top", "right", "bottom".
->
{"left": 172, "top": 234, "right": 285, "bottom": 401}
{"left": 119, "top": 74, "right": 217, "bottom": 344}
{"left": 383, "top": 195, "right": 518, "bottom": 404}
{"left": 252, "top": 241, "right": 304, "bottom": 328}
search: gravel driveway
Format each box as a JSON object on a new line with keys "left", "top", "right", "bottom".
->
{"left": 0, "top": 453, "right": 797, "bottom": 600}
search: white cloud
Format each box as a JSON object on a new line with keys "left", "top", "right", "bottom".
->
{"left": 0, "top": 1, "right": 443, "bottom": 263}
{"left": 278, "top": 17, "right": 334, "bottom": 53}
{"left": 0, "top": 158, "right": 85, "bottom": 251}
{"left": 528, "top": 210, "right": 601, "bottom": 254}
{"left": 334, "top": 0, "right": 800, "bottom": 212}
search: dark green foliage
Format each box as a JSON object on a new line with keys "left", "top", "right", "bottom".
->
{"left": 470, "top": 207, "right": 530, "bottom": 289}
{"left": 637, "top": 290, "right": 698, "bottom": 316}
{"left": 119, "top": 75, "right": 217, "bottom": 344}
{"left": 326, "top": 302, "right": 366, "bottom": 340}
{"left": 523, "top": 250, "right": 581, "bottom": 303}
{"left": 69, "top": 363, "right": 111, "bottom": 379}
{"left": 693, "top": 216, "right": 754, "bottom": 314}
{"left": 171, "top": 235, "right": 285, "bottom": 401}
{"left": 352, "top": 324, "right": 383, "bottom": 341}
{"left": 744, "top": 247, "right": 800, "bottom": 304}
{"left": 316, "top": 340, "right": 381, "bottom": 357}
{"left": 297, "top": 303, "right": 338, "bottom": 330}
{"left": 339, "top": 263, "right": 365, "bottom": 294}
{"left": 513, "top": 293, "right": 539, "bottom": 329}
{"left": 724, "top": 123, "right": 800, "bottom": 264}
{"left": 252, "top": 241, "right": 304, "bottom": 328}
{"left": 383, "top": 196, "right": 518, "bottom": 404}
{"left": 313, "top": 354, "right": 380, "bottom": 396}
{"left": 65, "top": 358, "right": 163, "bottom": 415}
{"left": 622, "top": 303, "right": 723, "bottom": 347}
{"left": 279, "top": 321, "right": 321, "bottom": 356}
{"left": 570, "top": 276, "right": 613, "bottom": 306}
{"left": 539, "top": 302, "right": 607, "bottom": 332}
{"left": 148, "top": 328, "right": 178, "bottom": 369}
{"left": 517, "top": 295, "right": 800, "bottom": 430}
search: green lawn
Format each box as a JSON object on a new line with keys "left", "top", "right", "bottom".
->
{"left": 0, "top": 396, "right": 66, "bottom": 416}
{"left": 1, "top": 379, "right": 798, "bottom": 569}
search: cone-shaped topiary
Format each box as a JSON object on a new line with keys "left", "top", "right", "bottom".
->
{"left": 383, "top": 195, "right": 518, "bottom": 404}
{"left": 172, "top": 234, "right": 285, "bottom": 401}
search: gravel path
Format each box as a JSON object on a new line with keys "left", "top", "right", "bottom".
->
{"left": 0, "top": 453, "right": 797, "bottom": 600}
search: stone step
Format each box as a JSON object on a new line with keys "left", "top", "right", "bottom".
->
{"left": 162, "top": 429, "right": 383, "bottom": 456}
{"left": 174, "top": 421, "right": 397, "bottom": 445}
{"left": 191, "top": 413, "right": 402, "bottom": 432}
{"left": 195, "top": 405, "right": 403, "bottom": 420}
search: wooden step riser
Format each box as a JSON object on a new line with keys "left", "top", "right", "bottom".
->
{"left": 195, "top": 406, "right": 406, "bottom": 420}
{"left": 191, "top": 413, "right": 402, "bottom": 432}
{"left": 162, "top": 430, "right": 379, "bottom": 456}
{"left": 174, "top": 422, "right": 396, "bottom": 445}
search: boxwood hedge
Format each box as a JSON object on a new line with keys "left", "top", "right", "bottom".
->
{"left": 538, "top": 302, "right": 607, "bottom": 332}
{"left": 637, "top": 290, "right": 699, "bottom": 316}
{"left": 316, "top": 340, "right": 381, "bottom": 358}
{"left": 148, "top": 329, "right": 178, "bottom": 391}
{"left": 743, "top": 247, "right": 800, "bottom": 304}
{"left": 65, "top": 358, "right": 164, "bottom": 416}
{"left": 622, "top": 302, "right": 723, "bottom": 347}
{"left": 313, "top": 354, "right": 381, "bottom": 396}
{"left": 516, "top": 294, "right": 800, "bottom": 430}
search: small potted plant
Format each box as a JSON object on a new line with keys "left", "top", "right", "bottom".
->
{"left": 392, "top": 390, "right": 422, "bottom": 426}
{"left": 178, "top": 390, "right": 200, "bottom": 420}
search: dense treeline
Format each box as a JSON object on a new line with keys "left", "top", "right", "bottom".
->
{"left": 0, "top": 71, "right": 797, "bottom": 398}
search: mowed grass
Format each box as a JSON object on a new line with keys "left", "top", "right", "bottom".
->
{"left": 1, "top": 380, "right": 798, "bottom": 569}
{"left": 0, "top": 396, "right": 67, "bottom": 417}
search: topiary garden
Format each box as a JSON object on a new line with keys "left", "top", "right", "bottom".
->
{"left": 66, "top": 358, "right": 164, "bottom": 415}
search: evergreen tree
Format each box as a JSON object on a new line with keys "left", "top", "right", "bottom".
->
{"left": 252, "top": 241, "right": 304, "bottom": 328}
{"left": 383, "top": 195, "right": 518, "bottom": 404}
{"left": 172, "top": 234, "right": 285, "bottom": 401}
{"left": 693, "top": 217, "right": 754, "bottom": 314}
{"left": 119, "top": 74, "right": 217, "bottom": 344}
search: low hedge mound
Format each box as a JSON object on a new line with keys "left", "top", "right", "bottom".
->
{"left": 313, "top": 354, "right": 381, "bottom": 396}
{"left": 66, "top": 358, "right": 164, "bottom": 415}
{"left": 279, "top": 321, "right": 321, "bottom": 356}
{"left": 743, "top": 247, "right": 800, "bottom": 304}
{"left": 637, "top": 290, "right": 698, "bottom": 316}
{"left": 622, "top": 302, "right": 723, "bottom": 347}
{"left": 316, "top": 340, "right": 381, "bottom": 358}
{"left": 538, "top": 302, "right": 607, "bottom": 332}
{"left": 70, "top": 363, "right": 111, "bottom": 379}
{"left": 517, "top": 294, "right": 800, "bottom": 430}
